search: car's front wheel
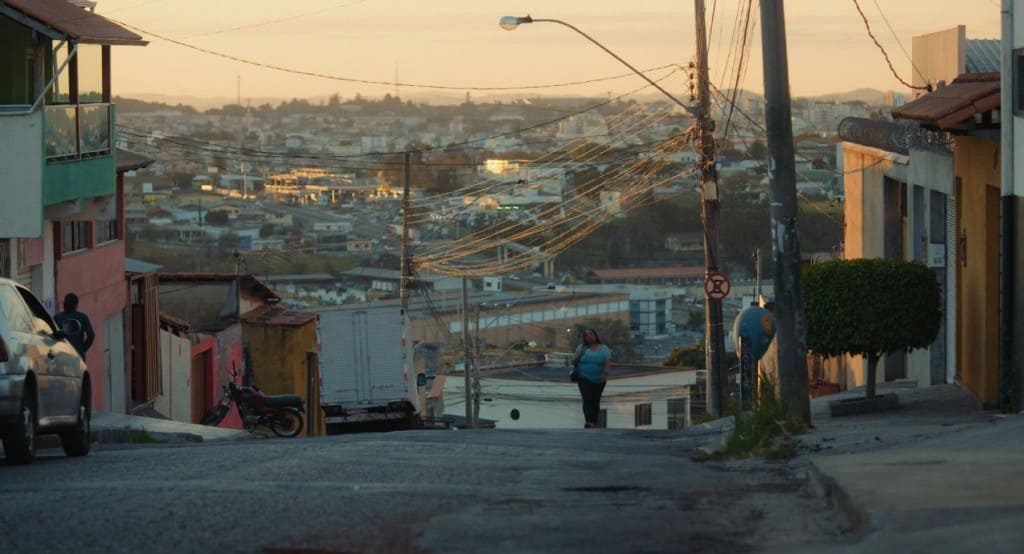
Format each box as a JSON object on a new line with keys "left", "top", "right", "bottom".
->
{"left": 3, "top": 394, "right": 37, "bottom": 464}
{"left": 60, "top": 390, "right": 91, "bottom": 457}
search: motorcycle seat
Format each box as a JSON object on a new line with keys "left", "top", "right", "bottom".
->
{"left": 264, "top": 394, "right": 303, "bottom": 408}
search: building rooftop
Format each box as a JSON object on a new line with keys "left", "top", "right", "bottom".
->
{"left": 487, "top": 364, "right": 699, "bottom": 382}
{"left": 892, "top": 72, "right": 999, "bottom": 131}
{"left": 2, "top": 0, "right": 147, "bottom": 46}
{"left": 965, "top": 39, "right": 1001, "bottom": 74}
{"left": 589, "top": 266, "right": 705, "bottom": 281}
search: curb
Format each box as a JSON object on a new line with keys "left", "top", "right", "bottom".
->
{"left": 807, "top": 461, "right": 870, "bottom": 537}
{"left": 36, "top": 430, "right": 204, "bottom": 450}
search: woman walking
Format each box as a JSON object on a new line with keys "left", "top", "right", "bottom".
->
{"left": 571, "top": 328, "right": 612, "bottom": 428}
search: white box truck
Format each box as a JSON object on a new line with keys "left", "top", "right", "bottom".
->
{"left": 317, "top": 305, "right": 418, "bottom": 433}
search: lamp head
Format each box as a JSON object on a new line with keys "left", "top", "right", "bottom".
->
{"left": 499, "top": 15, "right": 533, "bottom": 31}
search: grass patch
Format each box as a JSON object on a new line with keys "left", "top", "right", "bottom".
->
{"left": 721, "top": 374, "right": 808, "bottom": 459}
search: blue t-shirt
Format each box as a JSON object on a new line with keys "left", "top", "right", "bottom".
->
{"left": 575, "top": 344, "right": 611, "bottom": 383}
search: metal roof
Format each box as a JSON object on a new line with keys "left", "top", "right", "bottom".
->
{"left": 891, "top": 72, "right": 1000, "bottom": 131}
{"left": 0, "top": 0, "right": 147, "bottom": 46}
{"left": 965, "top": 39, "right": 1001, "bottom": 74}
{"left": 125, "top": 257, "right": 162, "bottom": 274}
{"left": 242, "top": 305, "right": 317, "bottom": 327}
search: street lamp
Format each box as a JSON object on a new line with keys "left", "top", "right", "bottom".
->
{"left": 498, "top": 15, "right": 696, "bottom": 116}
{"left": 498, "top": 11, "right": 729, "bottom": 415}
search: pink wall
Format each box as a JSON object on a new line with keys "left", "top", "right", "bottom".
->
{"left": 191, "top": 325, "right": 244, "bottom": 429}
{"left": 55, "top": 241, "right": 127, "bottom": 411}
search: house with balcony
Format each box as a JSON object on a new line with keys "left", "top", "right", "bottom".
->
{"left": 0, "top": 0, "right": 147, "bottom": 412}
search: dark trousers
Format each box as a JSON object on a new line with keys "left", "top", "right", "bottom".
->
{"left": 577, "top": 378, "right": 606, "bottom": 426}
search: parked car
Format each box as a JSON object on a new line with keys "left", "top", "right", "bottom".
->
{"left": 0, "top": 278, "right": 90, "bottom": 464}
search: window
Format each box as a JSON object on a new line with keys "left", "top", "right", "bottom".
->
{"left": 0, "top": 284, "right": 33, "bottom": 333}
{"left": 667, "top": 398, "right": 689, "bottom": 430}
{"left": 0, "top": 240, "right": 9, "bottom": 277}
{"left": 95, "top": 219, "right": 118, "bottom": 244}
{"left": 16, "top": 287, "right": 56, "bottom": 335}
{"left": 634, "top": 403, "right": 652, "bottom": 427}
{"left": 61, "top": 221, "right": 91, "bottom": 254}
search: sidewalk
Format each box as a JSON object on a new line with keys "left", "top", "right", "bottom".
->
{"left": 89, "top": 412, "right": 251, "bottom": 444}
{"left": 788, "top": 382, "right": 1024, "bottom": 553}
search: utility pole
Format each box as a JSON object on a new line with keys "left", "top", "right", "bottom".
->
{"left": 400, "top": 152, "right": 413, "bottom": 399}
{"left": 474, "top": 302, "right": 481, "bottom": 424}
{"left": 759, "top": 0, "right": 810, "bottom": 424}
{"left": 695, "top": 0, "right": 728, "bottom": 416}
{"left": 461, "top": 276, "right": 475, "bottom": 428}
{"left": 754, "top": 248, "right": 762, "bottom": 304}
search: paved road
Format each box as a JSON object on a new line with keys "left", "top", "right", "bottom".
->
{"left": 0, "top": 428, "right": 848, "bottom": 553}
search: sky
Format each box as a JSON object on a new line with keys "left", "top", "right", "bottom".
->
{"left": 97, "top": 0, "right": 1003, "bottom": 104}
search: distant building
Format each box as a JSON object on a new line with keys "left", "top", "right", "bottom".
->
{"left": 587, "top": 266, "right": 704, "bottom": 286}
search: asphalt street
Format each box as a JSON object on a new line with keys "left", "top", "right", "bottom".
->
{"left": 0, "top": 427, "right": 849, "bottom": 553}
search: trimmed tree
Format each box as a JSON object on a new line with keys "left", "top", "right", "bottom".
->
{"left": 803, "top": 259, "right": 941, "bottom": 398}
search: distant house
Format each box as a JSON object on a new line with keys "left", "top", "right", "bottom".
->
{"left": 346, "top": 239, "right": 374, "bottom": 253}
{"left": 441, "top": 364, "right": 697, "bottom": 430}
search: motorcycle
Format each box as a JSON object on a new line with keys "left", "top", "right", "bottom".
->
{"left": 201, "top": 380, "right": 305, "bottom": 438}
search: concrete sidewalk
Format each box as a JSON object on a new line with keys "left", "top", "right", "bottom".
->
{"left": 787, "top": 383, "right": 1024, "bottom": 553}
{"left": 89, "top": 412, "right": 251, "bottom": 444}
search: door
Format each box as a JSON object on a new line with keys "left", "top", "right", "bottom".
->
{"left": 105, "top": 312, "right": 126, "bottom": 414}
{"left": 190, "top": 351, "right": 211, "bottom": 424}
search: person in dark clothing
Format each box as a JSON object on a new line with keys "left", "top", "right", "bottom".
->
{"left": 54, "top": 293, "right": 94, "bottom": 357}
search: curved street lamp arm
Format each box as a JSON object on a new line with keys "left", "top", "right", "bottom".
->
{"left": 530, "top": 18, "right": 697, "bottom": 115}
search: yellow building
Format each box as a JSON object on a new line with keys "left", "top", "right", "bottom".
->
{"left": 243, "top": 306, "right": 325, "bottom": 435}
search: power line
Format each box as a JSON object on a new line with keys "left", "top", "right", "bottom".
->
{"left": 184, "top": 0, "right": 372, "bottom": 39}
{"left": 107, "top": 16, "right": 683, "bottom": 93}
{"left": 850, "top": 0, "right": 931, "bottom": 91}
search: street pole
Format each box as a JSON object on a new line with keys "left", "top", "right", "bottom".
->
{"left": 401, "top": 152, "right": 413, "bottom": 394}
{"left": 461, "top": 276, "right": 475, "bottom": 428}
{"left": 473, "top": 302, "right": 481, "bottom": 425}
{"left": 695, "top": 0, "right": 728, "bottom": 416}
{"left": 759, "top": 0, "right": 810, "bottom": 424}
{"left": 754, "top": 248, "right": 762, "bottom": 304}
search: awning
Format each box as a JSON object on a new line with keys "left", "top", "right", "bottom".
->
{"left": 892, "top": 72, "right": 999, "bottom": 131}
{"left": 1, "top": 0, "right": 147, "bottom": 46}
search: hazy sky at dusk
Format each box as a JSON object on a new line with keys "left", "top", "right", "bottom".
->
{"left": 97, "top": 0, "right": 1002, "bottom": 103}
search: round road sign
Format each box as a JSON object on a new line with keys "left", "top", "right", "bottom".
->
{"left": 704, "top": 271, "right": 731, "bottom": 300}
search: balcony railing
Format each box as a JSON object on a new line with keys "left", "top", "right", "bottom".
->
{"left": 44, "top": 103, "right": 111, "bottom": 161}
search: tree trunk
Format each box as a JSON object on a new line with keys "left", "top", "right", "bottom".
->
{"left": 866, "top": 352, "right": 879, "bottom": 399}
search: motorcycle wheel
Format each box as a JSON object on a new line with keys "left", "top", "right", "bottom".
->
{"left": 200, "top": 404, "right": 229, "bottom": 426}
{"left": 270, "top": 409, "right": 303, "bottom": 438}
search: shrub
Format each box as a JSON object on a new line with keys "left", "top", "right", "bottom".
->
{"left": 803, "top": 259, "right": 941, "bottom": 398}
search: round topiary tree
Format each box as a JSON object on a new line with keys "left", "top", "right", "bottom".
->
{"left": 803, "top": 258, "right": 941, "bottom": 398}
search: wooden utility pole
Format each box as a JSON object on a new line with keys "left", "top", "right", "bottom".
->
{"left": 461, "top": 276, "right": 475, "bottom": 428}
{"left": 400, "top": 152, "right": 413, "bottom": 394}
{"left": 695, "top": 0, "right": 728, "bottom": 416}
{"left": 759, "top": 0, "right": 810, "bottom": 424}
